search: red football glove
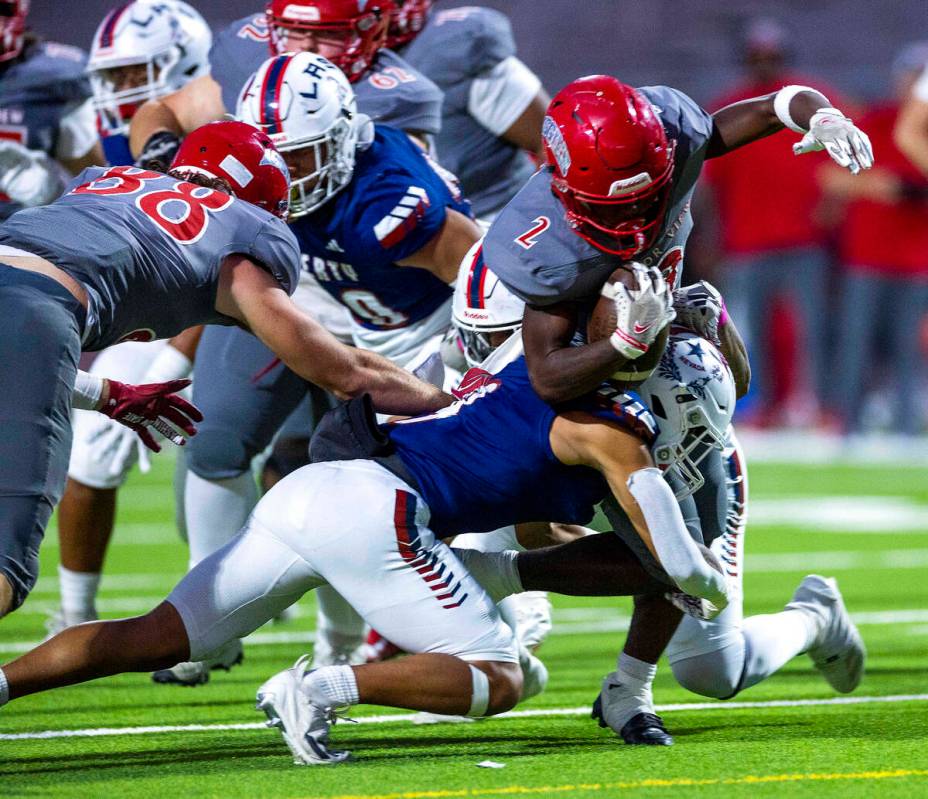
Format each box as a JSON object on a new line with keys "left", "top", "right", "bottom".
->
{"left": 450, "top": 368, "right": 501, "bottom": 402}
{"left": 99, "top": 378, "right": 203, "bottom": 453}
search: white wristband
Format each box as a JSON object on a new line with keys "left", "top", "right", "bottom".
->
{"left": 142, "top": 344, "right": 193, "bottom": 384}
{"left": 773, "top": 84, "right": 825, "bottom": 133}
{"left": 72, "top": 370, "right": 105, "bottom": 410}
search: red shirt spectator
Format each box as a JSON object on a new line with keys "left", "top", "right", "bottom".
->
{"left": 839, "top": 104, "right": 928, "bottom": 275}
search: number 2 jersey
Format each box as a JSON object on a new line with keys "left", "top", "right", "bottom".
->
{"left": 387, "top": 356, "right": 657, "bottom": 537}
{"left": 483, "top": 85, "right": 714, "bottom": 306}
{"left": 290, "top": 124, "right": 471, "bottom": 333}
{"left": 0, "top": 166, "right": 301, "bottom": 351}
{"left": 210, "top": 13, "right": 443, "bottom": 137}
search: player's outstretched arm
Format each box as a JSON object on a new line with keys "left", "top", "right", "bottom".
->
{"left": 708, "top": 87, "right": 872, "bottom": 174}
{"left": 397, "top": 209, "right": 483, "bottom": 282}
{"left": 552, "top": 412, "right": 729, "bottom": 611}
{"left": 217, "top": 256, "right": 452, "bottom": 415}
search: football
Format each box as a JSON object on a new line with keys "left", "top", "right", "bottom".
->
{"left": 587, "top": 265, "right": 670, "bottom": 383}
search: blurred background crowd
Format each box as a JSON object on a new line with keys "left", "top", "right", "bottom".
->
{"left": 26, "top": 0, "right": 928, "bottom": 437}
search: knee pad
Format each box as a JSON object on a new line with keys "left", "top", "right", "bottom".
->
{"left": 670, "top": 644, "right": 744, "bottom": 700}
{"left": 185, "top": 427, "right": 254, "bottom": 480}
{"left": 466, "top": 664, "right": 490, "bottom": 717}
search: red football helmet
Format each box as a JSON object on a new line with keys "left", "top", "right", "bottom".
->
{"left": 170, "top": 121, "right": 291, "bottom": 219}
{"left": 387, "top": 0, "right": 432, "bottom": 49}
{"left": 544, "top": 75, "right": 676, "bottom": 258}
{"left": 265, "top": 0, "right": 393, "bottom": 82}
{"left": 0, "top": 0, "right": 29, "bottom": 63}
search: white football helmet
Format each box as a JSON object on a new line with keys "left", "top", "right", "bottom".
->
{"left": 642, "top": 329, "right": 736, "bottom": 499}
{"left": 237, "top": 52, "right": 367, "bottom": 218}
{"left": 89, "top": 1, "right": 212, "bottom": 135}
{"left": 452, "top": 241, "right": 526, "bottom": 367}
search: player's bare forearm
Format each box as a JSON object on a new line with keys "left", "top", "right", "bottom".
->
{"left": 129, "top": 76, "right": 224, "bottom": 157}
{"left": 523, "top": 303, "right": 633, "bottom": 403}
{"left": 398, "top": 209, "right": 482, "bottom": 283}
{"left": 501, "top": 89, "right": 550, "bottom": 158}
{"left": 348, "top": 347, "right": 452, "bottom": 415}
{"left": 707, "top": 89, "right": 829, "bottom": 159}
{"left": 167, "top": 325, "right": 204, "bottom": 362}
{"left": 129, "top": 101, "right": 185, "bottom": 158}
{"left": 718, "top": 317, "right": 751, "bottom": 398}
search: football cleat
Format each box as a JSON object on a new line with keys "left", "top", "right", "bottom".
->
{"left": 787, "top": 574, "right": 866, "bottom": 693}
{"left": 44, "top": 608, "right": 97, "bottom": 641}
{"left": 151, "top": 638, "right": 244, "bottom": 686}
{"left": 256, "top": 655, "right": 350, "bottom": 766}
{"left": 312, "top": 634, "right": 366, "bottom": 667}
{"left": 592, "top": 697, "right": 674, "bottom": 746}
{"left": 519, "top": 645, "right": 549, "bottom": 702}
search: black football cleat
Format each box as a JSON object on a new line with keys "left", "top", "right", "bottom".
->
{"left": 619, "top": 712, "right": 674, "bottom": 746}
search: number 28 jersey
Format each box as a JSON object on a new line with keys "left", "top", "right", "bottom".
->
{"left": 0, "top": 166, "right": 301, "bottom": 350}
{"left": 290, "top": 125, "right": 471, "bottom": 331}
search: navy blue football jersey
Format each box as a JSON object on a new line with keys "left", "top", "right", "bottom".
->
{"left": 100, "top": 129, "right": 133, "bottom": 166}
{"left": 483, "top": 85, "right": 714, "bottom": 307}
{"left": 0, "top": 166, "right": 301, "bottom": 350}
{"left": 211, "top": 14, "right": 442, "bottom": 135}
{"left": 291, "top": 125, "right": 471, "bottom": 331}
{"left": 387, "top": 356, "right": 657, "bottom": 537}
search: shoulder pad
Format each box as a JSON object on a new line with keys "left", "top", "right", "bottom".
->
{"left": 357, "top": 51, "right": 443, "bottom": 135}
{"left": 407, "top": 6, "right": 515, "bottom": 86}
{"left": 638, "top": 85, "right": 714, "bottom": 162}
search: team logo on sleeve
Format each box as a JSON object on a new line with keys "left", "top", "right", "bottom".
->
{"left": 373, "top": 186, "right": 430, "bottom": 249}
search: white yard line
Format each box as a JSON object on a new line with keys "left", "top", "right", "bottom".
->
{"left": 2, "top": 694, "right": 926, "bottom": 742}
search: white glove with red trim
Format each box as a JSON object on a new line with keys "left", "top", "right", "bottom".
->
{"left": 793, "top": 108, "right": 874, "bottom": 175}
{"left": 672, "top": 280, "right": 725, "bottom": 345}
{"left": 604, "top": 263, "right": 675, "bottom": 360}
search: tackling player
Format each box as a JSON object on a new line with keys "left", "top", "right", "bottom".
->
{"left": 0, "top": 120, "right": 448, "bottom": 620}
{"left": 0, "top": 0, "right": 103, "bottom": 219}
{"left": 389, "top": 2, "right": 548, "bottom": 219}
{"left": 0, "top": 348, "right": 729, "bottom": 764}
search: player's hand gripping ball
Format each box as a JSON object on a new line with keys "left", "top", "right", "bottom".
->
{"left": 587, "top": 263, "right": 673, "bottom": 383}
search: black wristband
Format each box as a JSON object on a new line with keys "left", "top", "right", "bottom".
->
{"left": 134, "top": 130, "right": 182, "bottom": 172}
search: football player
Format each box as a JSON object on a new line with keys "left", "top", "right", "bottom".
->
{"left": 0, "top": 347, "right": 730, "bottom": 765}
{"left": 0, "top": 120, "right": 449, "bottom": 620}
{"left": 0, "top": 0, "right": 103, "bottom": 219}
{"left": 452, "top": 261, "right": 865, "bottom": 745}
{"left": 388, "top": 2, "right": 548, "bottom": 219}
{"left": 46, "top": 0, "right": 215, "bottom": 637}
{"left": 146, "top": 52, "right": 479, "bottom": 685}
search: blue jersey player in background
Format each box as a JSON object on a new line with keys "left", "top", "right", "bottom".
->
{"left": 390, "top": 2, "right": 549, "bottom": 219}
{"left": 158, "top": 53, "right": 480, "bottom": 685}
{"left": 0, "top": 0, "right": 102, "bottom": 219}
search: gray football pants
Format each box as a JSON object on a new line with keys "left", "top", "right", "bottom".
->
{"left": 0, "top": 264, "right": 83, "bottom": 610}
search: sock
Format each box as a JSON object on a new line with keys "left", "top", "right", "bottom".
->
{"left": 58, "top": 565, "right": 101, "bottom": 620}
{"left": 315, "top": 587, "right": 366, "bottom": 660}
{"left": 0, "top": 666, "right": 8, "bottom": 706}
{"left": 603, "top": 652, "right": 658, "bottom": 729}
{"left": 450, "top": 548, "right": 523, "bottom": 603}
{"left": 305, "top": 665, "right": 360, "bottom": 707}
{"left": 738, "top": 609, "right": 819, "bottom": 691}
{"left": 184, "top": 469, "right": 257, "bottom": 568}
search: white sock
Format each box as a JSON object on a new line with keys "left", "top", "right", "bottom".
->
{"left": 315, "top": 586, "right": 366, "bottom": 656}
{"left": 604, "top": 653, "right": 657, "bottom": 728}
{"left": 450, "top": 548, "right": 523, "bottom": 603}
{"left": 0, "top": 666, "right": 8, "bottom": 706}
{"left": 184, "top": 470, "right": 257, "bottom": 568}
{"left": 58, "top": 565, "right": 100, "bottom": 620}
{"left": 739, "top": 609, "right": 819, "bottom": 691}
{"left": 304, "top": 665, "right": 360, "bottom": 707}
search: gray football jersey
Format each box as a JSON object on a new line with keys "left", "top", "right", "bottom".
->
{"left": 0, "top": 166, "right": 301, "bottom": 350}
{"left": 0, "top": 41, "right": 93, "bottom": 219}
{"left": 402, "top": 6, "right": 536, "bottom": 217}
{"left": 211, "top": 14, "right": 442, "bottom": 134}
{"left": 483, "top": 85, "right": 714, "bottom": 307}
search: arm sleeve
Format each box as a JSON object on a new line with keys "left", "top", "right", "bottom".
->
{"left": 468, "top": 56, "right": 542, "bottom": 136}
{"left": 55, "top": 99, "right": 99, "bottom": 162}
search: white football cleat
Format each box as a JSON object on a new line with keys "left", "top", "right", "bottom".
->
{"left": 151, "top": 638, "right": 243, "bottom": 686}
{"left": 787, "top": 574, "right": 866, "bottom": 693}
{"left": 44, "top": 608, "right": 97, "bottom": 640}
{"left": 256, "top": 655, "right": 350, "bottom": 766}
{"left": 312, "top": 634, "right": 366, "bottom": 667}
{"left": 519, "top": 645, "right": 549, "bottom": 702}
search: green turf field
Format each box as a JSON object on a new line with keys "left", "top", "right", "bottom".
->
{"left": 2, "top": 454, "right": 928, "bottom": 798}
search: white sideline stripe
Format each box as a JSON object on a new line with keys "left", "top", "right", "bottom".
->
{"left": 3, "top": 694, "right": 926, "bottom": 742}
{"left": 4, "top": 608, "right": 928, "bottom": 655}
{"left": 749, "top": 497, "right": 928, "bottom": 532}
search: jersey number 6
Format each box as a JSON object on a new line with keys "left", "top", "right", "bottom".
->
{"left": 73, "top": 166, "right": 233, "bottom": 245}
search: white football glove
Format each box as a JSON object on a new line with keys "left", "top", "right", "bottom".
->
{"left": 793, "top": 108, "right": 874, "bottom": 175}
{"left": 0, "top": 140, "right": 67, "bottom": 207}
{"left": 672, "top": 280, "right": 724, "bottom": 345}
{"left": 88, "top": 420, "right": 152, "bottom": 480}
{"left": 604, "top": 263, "right": 675, "bottom": 360}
